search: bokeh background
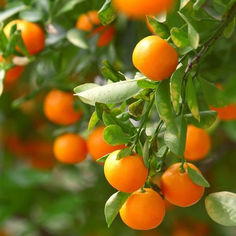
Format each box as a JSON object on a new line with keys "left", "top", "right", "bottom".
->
{"left": 0, "top": 0, "right": 236, "bottom": 235}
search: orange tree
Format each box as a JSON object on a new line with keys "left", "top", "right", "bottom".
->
{"left": 0, "top": 0, "right": 236, "bottom": 235}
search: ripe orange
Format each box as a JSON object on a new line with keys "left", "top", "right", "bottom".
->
{"left": 87, "top": 126, "right": 125, "bottom": 161}
{"left": 4, "top": 20, "right": 45, "bottom": 55}
{"left": 120, "top": 188, "right": 165, "bottom": 230}
{"left": 76, "top": 10, "right": 115, "bottom": 47}
{"left": 0, "top": 55, "right": 24, "bottom": 86}
{"left": 104, "top": 150, "right": 148, "bottom": 193}
{"left": 132, "top": 35, "right": 178, "bottom": 81}
{"left": 113, "top": 0, "right": 174, "bottom": 18}
{"left": 53, "top": 133, "right": 87, "bottom": 164}
{"left": 161, "top": 163, "right": 204, "bottom": 207}
{"left": 184, "top": 125, "right": 211, "bottom": 161}
{"left": 43, "top": 89, "right": 82, "bottom": 125}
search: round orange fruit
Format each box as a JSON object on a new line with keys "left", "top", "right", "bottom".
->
{"left": 161, "top": 163, "right": 205, "bottom": 207}
{"left": 133, "top": 35, "right": 178, "bottom": 81}
{"left": 4, "top": 20, "right": 45, "bottom": 55}
{"left": 53, "top": 133, "right": 87, "bottom": 164}
{"left": 184, "top": 125, "right": 211, "bottom": 161}
{"left": 104, "top": 150, "right": 148, "bottom": 193}
{"left": 43, "top": 89, "right": 82, "bottom": 125}
{"left": 120, "top": 188, "right": 165, "bottom": 230}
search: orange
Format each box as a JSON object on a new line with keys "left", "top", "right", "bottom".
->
{"left": 43, "top": 89, "right": 82, "bottom": 125}
{"left": 161, "top": 163, "right": 204, "bottom": 207}
{"left": 53, "top": 133, "right": 87, "bottom": 164}
{"left": 87, "top": 126, "right": 125, "bottom": 161}
{"left": 0, "top": 0, "right": 5, "bottom": 8}
{"left": 113, "top": 0, "right": 174, "bottom": 18}
{"left": 4, "top": 20, "right": 45, "bottom": 55}
{"left": 211, "top": 104, "right": 236, "bottom": 121}
{"left": 90, "top": 25, "right": 115, "bottom": 47}
{"left": 132, "top": 36, "right": 178, "bottom": 81}
{"left": 76, "top": 10, "right": 100, "bottom": 31}
{"left": 0, "top": 55, "right": 24, "bottom": 86}
{"left": 76, "top": 10, "right": 115, "bottom": 47}
{"left": 120, "top": 188, "right": 165, "bottom": 230}
{"left": 104, "top": 150, "right": 148, "bottom": 193}
{"left": 184, "top": 125, "right": 211, "bottom": 161}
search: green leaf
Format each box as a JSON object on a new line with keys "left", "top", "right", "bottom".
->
{"left": 164, "top": 115, "right": 187, "bottom": 156}
{"left": 137, "top": 79, "right": 157, "bottom": 89}
{"left": 155, "top": 80, "right": 177, "bottom": 131}
{"left": 96, "top": 154, "right": 109, "bottom": 163}
{"left": 187, "top": 165, "right": 210, "bottom": 187}
{"left": 128, "top": 99, "right": 145, "bottom": 117}
{"left": 184, "top": 111, "right": 217, "bottom": 129}
{"left": 180, "top": 0, "right": 190, "bottom": 9}
{"left": 88, "top": 111, "right": 99, "bottom": 131}
{"left": 103, "top": 125, "right": 130, "bottom": 145}
{"left": 101, "top": 60, "right": 126, "bottom": 82}
{"left": 74, "top": 83, "right": 99, "bottom": 94}
{"left": 0, "top": 70, "right": 5, "bottom": 96}
{"left": 178, "top": 12, "right": 199, "bottom": 49}
{"left": 67, "top": 29, "right": 88, "bottom": 49}
{"left": 170, "top": 65, "right": 184, "bottom": 114}
{"left": 98, "top": 0, "right": 117, "bottom": 25}
{"left": 103, "top": 111, "right": 116, "bottom": 126}
{"left": 199, "top": 77, "right": 227, "bottom": 107}
{"left": 186, "top": 77, "right": 200, "bottom": 121}
{"left": 117, "top": 147, "right": 133, "bottom": 160}
{"left": 170, "top": 27, "right": 190, "bottom": 48}
{"left": 205, "top": 191, "right": 236, "bottom": 226}
{"left": 143, "top": 139, "right": 150, "bottom": 168}
{"left": 224, "top": 17, "right": 235, "bottom": 38}
{"left": 95, "top": 103, "right": 109, "bottom": 120}
{"left": 105, "top": 191, "right": 131, "bottom": 227}
{"left": 193, "top": 0, "right": 206, "bottom": 10}
{"left": 146, "top": 16, "right": 170, "bottom": 39}
{"left": 75, "top": 79, "right": 142, "bottom": 106}
{"left": 0, "top": 3, "right": 27, "bottom": 22}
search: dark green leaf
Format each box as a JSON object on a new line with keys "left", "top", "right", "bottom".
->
{"left": 184, "top": 111, "right": 217, "bottom": 129}
{"left": 224, "top": 17, "right": 235, "bottom": 38}
{"left": 164, "top": 115, "right": 187, "bottom": 156}
{"left": 186, "top": 77, "right": 200, "bottom": 121}
{"left": 98, "top": 0, "right": 117, "bottom": 25}
{"left": 146, "top": 16, "right": 170, "bottom": 39}
{"left": 101, "top": 60, "right": 126, "bottom": 82}
{"left": 187, "top": 165, "right": 210, "bottom": 187}
{"left": 155, "top": 80, "right": 177, "bottom": 131}
{"left": 205, "top": 191, "right": 236, "bottom": 226}
{"left": 103, "top": 125, "right": 130, "bottom": 145}
{"left": 143, "top": 139, "right": 150, "bottom": 168}
{"left": 128, "top": 99, "right": 144, "bottom": 117}
{"left": 105, "top": 191, "right": 130, "bottom": 227}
